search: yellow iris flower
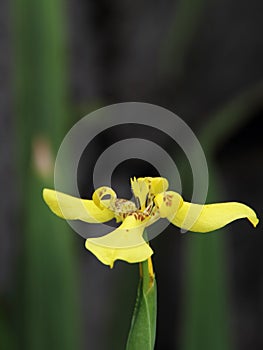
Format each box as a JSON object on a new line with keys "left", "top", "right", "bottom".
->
{"left": 43, "top": 177, "right": 258, "bottom": 268}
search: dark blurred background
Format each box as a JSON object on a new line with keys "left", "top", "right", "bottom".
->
{"left": 1, "top": 0, "right": 263, "bottom": 349}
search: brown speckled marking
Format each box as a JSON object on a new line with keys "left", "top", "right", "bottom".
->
{"left": 164, "top": 194, "right": 173, "bottom": 207}
{"left": 133, "top": 212, "right": 149, "bottom": 222}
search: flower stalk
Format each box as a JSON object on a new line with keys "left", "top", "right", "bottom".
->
{"left": 126, "top": 257, "right": 157, "bottom": 350}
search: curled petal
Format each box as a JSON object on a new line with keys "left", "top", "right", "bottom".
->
{"left": 92, "top": 186, "right": 117, "bottom": 210}
{"left": 85, "top": 215, "right": 152, "bottom": 267}
{"left": 43, "top": 188, "right": 114, "bottom": 223}
{"left": 170, "top": 200, "right": 259, "bottom": 232}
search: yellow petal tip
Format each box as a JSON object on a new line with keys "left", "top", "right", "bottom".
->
{"left": 42, "top": 187, "right": 49, "bottom": 198}
{"left": 249, "top": 215, "right": 259, "bottom": 228}
{"left": 42, "top": 187, "right": 51, "bottom": 200}
{"left": 42, "top": 188, "right": 51, "bottom": 204}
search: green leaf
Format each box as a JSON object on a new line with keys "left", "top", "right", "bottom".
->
{"left": 126, "top": 259, "right": 157, "bottom": 350}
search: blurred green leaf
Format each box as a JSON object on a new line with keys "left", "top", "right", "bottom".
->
{"left": 181, "top": 82, "right": 263, "bottom": 350}
{"left": 13, "top": 0, "right": 81, "bottom": 349}
{"left": 200, "top": 81, "right": 263, "bottom": 157}
{"left": 161, "top": 0, "right": 206, "bottom": 79}
{"left": 181, "top": 169, "right": 231, "bottom": 350}
{"left": 126, "top": 259, "right": 157, "bottom": 350}
{"left": 0, "top": 310, "right": 15, "bottom": 350}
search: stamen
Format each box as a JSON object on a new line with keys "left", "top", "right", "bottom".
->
{"left": 134, "top": 196, "right": 140, "bottom": 209}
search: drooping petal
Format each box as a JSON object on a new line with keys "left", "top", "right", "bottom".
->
{"left": 43, "top": 188, "right": 114, "bottom": 223}
{"left": 85, "top": 215, "right": 153, "bottom": 267}
{"left": 170, "top": 200, "right": 259, "bottom": 232}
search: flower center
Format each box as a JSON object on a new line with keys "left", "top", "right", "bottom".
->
{"left": 92, "top": 181, "right": 162, "bottom": 224}
{"left": 109, "top": 198, "right": 153, "bottom": 221}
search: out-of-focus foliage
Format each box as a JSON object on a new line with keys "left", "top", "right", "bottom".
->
{"left": 180, "top": 83, "right": 263, "bottom": 350}
{"left": 12, "top": 0, "right": 80, "bottom": 349}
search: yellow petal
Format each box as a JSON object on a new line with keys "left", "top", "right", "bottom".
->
{"left": 43, "top": 188, "right": 114, "bottom": 223}
{"left": 170, "top": 200, "right": 259, "bottom": 232}
{"left": 154, "top": 191, "right": 183, "bottom": 218}
{"left": 85, "top": 215, "right": 153, "bottom": 267}
{"left": 130, "top": 177, "right": 149, "bottom": 210}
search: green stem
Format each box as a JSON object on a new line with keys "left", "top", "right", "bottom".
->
{"left": 126, "top": 258, "right": 157, "bottom": 350}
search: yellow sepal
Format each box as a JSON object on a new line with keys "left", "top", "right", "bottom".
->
{"left": 171, "top": 200, "right": 259, "bottom": 232}
{"left": 42, "top": 188, "right": 114, "bottom": 223}
{"left": 85, "top": 215, "right": 153, "bottom": 267}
